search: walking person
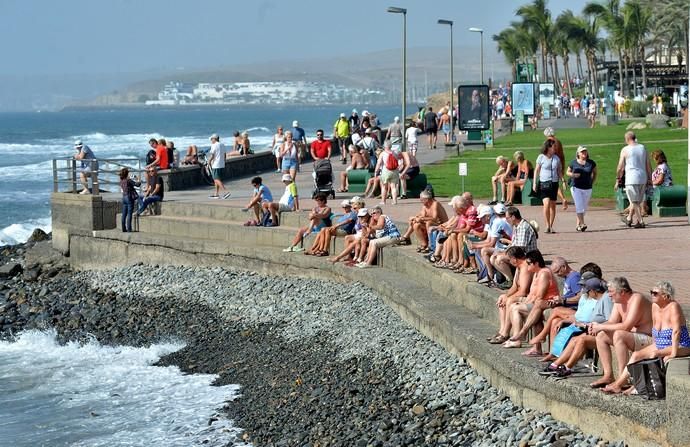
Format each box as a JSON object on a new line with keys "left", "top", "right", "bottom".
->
{"left": 280, "top": 130, "right": 299, "bottom": 180}
{"left": 567, "top": 146, "right": 597, "bottom": 232}
{"left": 544, "top": 127, "right": 569, "bottom": 210}
{"left": 375, "top": 141, "right": 401, "bottom": 206}
{"left": 616, "top": 131, "right": 651, "bottom": 228}
{"left": 424, "top": 106, "right": 439, "bottom": 149}
{"left": 271, "top": 126, "right": 285, "bottom": 173}
{"left": 207, "top": 134, "right": 231, "bottom": 199}
{"left": 119, "top": 167, "right": 140, "bottom": 232}
{"left": 533, "top": 139, "right": 562, "bottom": 233}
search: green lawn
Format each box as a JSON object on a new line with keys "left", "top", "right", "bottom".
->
{"left": 424, "top": 123, "right": 688, "bottom": 203}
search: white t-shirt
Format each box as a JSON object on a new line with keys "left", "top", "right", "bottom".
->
{"left": 351, "top": 133, "right": 362, "bottom": 147}
{"left": 209, "top": 142, "right": 226, "bottom": 169}
{"left": 405, "top": 127, "right": 419, "bottom": 144}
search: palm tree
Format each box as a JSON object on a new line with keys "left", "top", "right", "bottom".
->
{"left": 517, "top": 0, "right": 553, "bottom": 83}
{"left": 585, "top": 0, "right": 626, "bottom": 95}
{"left": 493, "top": 29, "right": 521, "bottom": 81}
{"left": 644, "top": 0, "right": 689, "bottom": 75}
{"left": 623, "top": 0, "right": 653, "bottom": 93}
{"left": 554, "top": 10, "right": 584, "bottom": 98}
{"left": 560, "top": 10, "right": 602, "bottom": 94}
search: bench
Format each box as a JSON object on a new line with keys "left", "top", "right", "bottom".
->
{"left": 652, "top": 185, "right": 687, "bottom": 217}
{"left": 615, "top": 187, "right": 652, "bottom": 212}
{"left": 404, "top": 173, "right": 428, "bottom": 199}
{"left": 512, "top": 178, "right": 541, "bottom": 206}
{"left": 346, "top": 169, "right": 372, "bottom": 194}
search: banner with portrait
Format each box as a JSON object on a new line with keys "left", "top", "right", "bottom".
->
{"left": 457, "top": 85, "right": 489, "bottom": 130}
{"left": 512, "top": 83, "right": 535, "bottom": 116}
{"left": 539, "top": 83, "right": 554, "bottom": 106}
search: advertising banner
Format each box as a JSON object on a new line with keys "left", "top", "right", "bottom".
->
{"left": 457, "top": 85, "right": 490, "bottom": 131}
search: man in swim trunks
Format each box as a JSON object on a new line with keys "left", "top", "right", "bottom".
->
{"left": 424, "top": 106, "right": 439, "bottom": 149}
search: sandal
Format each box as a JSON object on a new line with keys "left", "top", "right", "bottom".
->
{"left": 463, "top": 267, "right": 478, "bottom": 274}
{"left": 488, "top": 334, "right": 508, "bottom": 344}
{"left": 419, "top": 247, "right": 430, "bottom": 254}
{"left": 433, "top": 261, "right": 448, "bottom": 268}
{"left": 502, "top": 339, "right": 522, "bottom": 348}
{"left": 399, "top": 237, "right": 412, "bottom": 246}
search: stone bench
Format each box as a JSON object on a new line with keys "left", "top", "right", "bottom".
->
{"left": 652, "top": 185, "right": 687, "bottom": 217}
{"left": 615, "top": 187, "right": 652, "bottom": 212}
{"left": 346, "top": 169, "right": 372, "bottom": 194}
{"left": 511, "top": 178, "right": 541, "bottom": 206}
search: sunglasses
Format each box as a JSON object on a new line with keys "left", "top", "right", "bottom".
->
{"left": 650, "top": 290, "right": 659, "bottom": 296}
{"left": 525, "top": 260, "right": 534, "bottom": 265}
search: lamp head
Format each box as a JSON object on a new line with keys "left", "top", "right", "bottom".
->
{"left": 387, "top": 6, "right": 407, "bottom": 14}
{"left": 438, "top": 19, "right": 453, "bottom": 26}
{"left": 468, "top": 27, "right": 484, "bottom": 33}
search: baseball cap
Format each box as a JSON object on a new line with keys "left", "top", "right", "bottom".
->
{"left": 577, "top": 145, "right": 588, "bottom": 154}
{"left": 577, "top": 271, "right": 599, "bottom": 286}
{"left": 281, "top": 174, "right": 292, "bottom": 182}
{"left": 340, "top": 199, "right": 352, "bottom": 207}
{"left": 493, "top": 203, "right": 507, "bottom": 215}
{"left": 340, "top": 113, "right": 346, "bottom": 118}
{"left": 210, "top": 133, "right": 219, "bottom": 140}
{"left": 477, "top": 205, "right": 492, "bottom": 219}
{"left": 292, "top": 120, "right": 299, "bottom": 127}
{"left": 352, "top": 109, "right": 358, "bottom": 114}
{"left": 582, "top": 277, "right": 606, "bottom": 293}
{"left": 74, "top": 140, "right": 83, "bottom": 147}
{"left": 357, "top": 208, "right": 369, "bottom": 217}
{"left": 362, "top": 110, "right": 370, "bottom": 117}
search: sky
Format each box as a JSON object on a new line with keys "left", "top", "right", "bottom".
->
{"left": 0, "top": 0, "right": 578, "bottom": 77}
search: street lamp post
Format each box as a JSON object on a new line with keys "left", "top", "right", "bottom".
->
{"left": 469, "top": 27, "right": 484, "bottom": 84}
{"left": 387, "top": 6, "right": 407, "bottom": 153}
{"left": 438, "top": 19, "right": 454, "bottom": 141}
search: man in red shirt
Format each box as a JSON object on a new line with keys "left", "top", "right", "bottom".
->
{"left": 147, "top": 137, "right": 169, "bottom": 170}
{"left": 310, "top": 129, "right": 331, "bottom": 161}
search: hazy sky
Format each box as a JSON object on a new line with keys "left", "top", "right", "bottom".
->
{"left": 1, "top": 0, "right": 577, "bottom": 76}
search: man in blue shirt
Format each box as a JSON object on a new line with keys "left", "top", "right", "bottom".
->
{"left": 550, "top": 256, "right": 582, "bottom": 308}
{"left": 291, "top": 120, "right": 307, "bottom": 171}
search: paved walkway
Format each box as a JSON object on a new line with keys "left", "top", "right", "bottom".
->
{"left": 160, "top": 129, "right": 690, "bottom": 314}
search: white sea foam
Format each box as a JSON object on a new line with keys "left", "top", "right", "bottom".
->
{"left": 0, "top": 329, "right": 247, "bottom": 447}
{"left": 0, "top": 217, "right": 51, "bottom": 246}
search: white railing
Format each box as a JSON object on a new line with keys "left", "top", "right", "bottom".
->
{"left": 52, "top": 157, "right": 143, "bottom": 195}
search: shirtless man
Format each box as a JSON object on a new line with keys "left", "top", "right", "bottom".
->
{"left": 338, "top": 145, "right": 367, "bottom": 192}
{"left": 398, "top": 190, "right": 448, "bottom": 249}
{"left": 589, "top": 276, "right": 653, "bottom": 388}
{"left": 487, "top": 247, "right": 534, "bottom": 344}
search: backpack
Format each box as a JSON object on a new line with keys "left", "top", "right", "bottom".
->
{"left": 145, "top": 149, "right": 156, "bottom": 165}
{"left": 384, "top": 152, "right": 399, "bottom": 170}
{"left": 260, "top": 210, "right": 273, "bottom": 227}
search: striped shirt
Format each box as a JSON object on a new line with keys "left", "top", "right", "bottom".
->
{"left": 510, "top": 219, "right": 538, "bottom": 252}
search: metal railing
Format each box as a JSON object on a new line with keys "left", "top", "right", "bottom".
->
{"left": 52, "top": 157, "right": 143, "bottom": 195}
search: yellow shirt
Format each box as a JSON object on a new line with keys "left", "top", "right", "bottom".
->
{"left": 333, "top": 118, "right": 350, "bottom": 138}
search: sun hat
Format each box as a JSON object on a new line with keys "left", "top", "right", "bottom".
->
{"left": 74, "top": 140, "right": 83, "bottom": 147}
{"left": 340, "top": 199, "right": 352, "bottom": 207}
{"left": 493, "top": 203, "right": 507, "bottom": 215}
{"left": 281, "top": 174, "right": 292, "bottom": 182}
{"left": 292, "top": 120, "right": 299, "bottom": 127}
{"left": 582, "top": 277, "right": 606, "bottom": 293}
{"left": 352, "top": 109, "right": 358, "bottom": 114}
{"left": 357, "top": 208, "right": 369, "bottom": 217}
{"left": 577, "top": 271, "right": 599, "bottom": 286}
{"left": 210, "top": 134, "right": 219, "bottom": 140}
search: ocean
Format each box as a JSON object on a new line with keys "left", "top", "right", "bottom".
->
{"left": 0, "top": 104, "right": 400, "bottom": 446}
{"left": 0, "top": 105, "right": 400, "bottom": 246}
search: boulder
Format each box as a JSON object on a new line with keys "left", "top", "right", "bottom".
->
{"left": 0, "top": 263, "right": 23, "bottom": 279}
{"left": 626, "top": 121, "right": 646, "bottom": 130}
{"left": 27, "top": 228, "right": 49, "bottom": 243}
{"left": 645, "top": 114, "right": 670, "bottom": 129}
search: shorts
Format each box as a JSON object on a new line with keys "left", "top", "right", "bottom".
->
{"left": 212, "top": 168, "right": 223, "bottom": 180}
{"left": 380, "top": 168, "right": 400, "bottom": 184}
{"left": 407, "top": 142, "right": 418, "bottom": 153}
{"left": 426, "top": 126, "right": 438, "bottom": 134}
{"left": 539, "top": 181, "right": 558, "bottom": 201}
{"left": 404, "top": 166, "right": 420, "bottom": 180}
{"left": 281, "top": 158, "right": 298, "bottom": 171}
{"left": 335, "top": 228, "right": 348, "bottom": 237}
{"left": 370, "top": 235, "right": 400, "bottom": 249}
{"left": 633, "top": 332, "right": 653, "bottom": 351}
{"left": 625, "top": 184, "right": 646, "bottom": 204}
{"left": 278, "top": 203, "right": 293, "bottom": 212}
{"left": 273, "top": 145, "right": 282, "bottom": 157}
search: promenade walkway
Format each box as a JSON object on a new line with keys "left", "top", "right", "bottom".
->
{"left": 154, "top": 125, "right": 690, "bottom": 314}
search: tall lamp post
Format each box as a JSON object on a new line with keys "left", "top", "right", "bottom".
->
{"left": 438, "top": 19, "right": 454, "bottom": 141}
{"left": 469, "top": 27, "right": 484, "bottom": 84}
{"left": 387, "top": 6, "right": 407, "bottom": 152}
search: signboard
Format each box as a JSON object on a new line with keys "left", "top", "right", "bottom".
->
{"left": 517, "top": 63, "right": 535, "bottom": 83}
{"left": 512, "top": 83, "right": 535, "bottom": 116}
{"left": 457, "top": 85, "right": 490, "bottom": 131}
{"left": 458, "top": 162, "right": 468, "bottom": 176}
{"left": 515, "top": 110, "right": 525, "bottom": 132}
{"left": 539, "top": 83, "right": 554, "bottom": 106}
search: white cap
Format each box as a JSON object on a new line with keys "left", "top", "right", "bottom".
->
{"left": 362, "top": 110, "right": 369, "bottom": 117}
{"left": 281, "top": 174, "right": 292, "bottom": 182}
{"left": 292, "top": 120, "right": 299, "bottom": 127}
{"left": 357, "top": 208, "right": 369, "bottom": 217}
{"left": 477, "top": 205, "right": 493, "bottom": 219}
{"left": 74, "top": 140, "right": 83, "bottom": 147}
{"left": 394, "top": 116, "right": 400, "bottom": 123}
{"left": 210, "top": 133, "right": 219, "bottom": 141}
{"left": 340, "top": 113, "right": 346, "bottom": 118}
{"left": 352, "top": 109, "right": 358, "bottom": 114}
{"left": 340, "top": 199, "right": 352, "bottom": 207}
{"left": 493, "top": 203, "right": 507, "bottom": 215}
{"left": 577, "top": 145, "right": 588, "bottom": 154}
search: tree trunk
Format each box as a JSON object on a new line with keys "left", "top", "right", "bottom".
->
{"left": 588, "top": 52, "right": 598, "bottom": 95}
{"left": 541, "top": 44, "right": 549, "bottom": 83}
{"left": 575, "top": 52, "right": 584, "bottom": 82}
{"left": 532, "top": 56, "right": 539, "bottom": 82}
{"left": 550, "top": 55, "right": 558, "bottom": 94}
{"left": 563, "top": 53, "right": 574, "bottom": 98}
{"left": 618, "top": 49, "right": 625, "bottom": 96}
{"left": 630, "top": 52, "right": 637, "bottom": 97}
{"left": 640, "top": 44, "right": 647, "bottom": 92}
{"left": 512, "top": 62, "right": 517, "bottom": 82}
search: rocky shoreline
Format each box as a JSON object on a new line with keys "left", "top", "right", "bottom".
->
{"left": 0, "top": 240, "right": 623, "bottom": 447}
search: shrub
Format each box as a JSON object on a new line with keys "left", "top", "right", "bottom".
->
{"left": 630, "top": 101, "right": 652, "bottom": 117}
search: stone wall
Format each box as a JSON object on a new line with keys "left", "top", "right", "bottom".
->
{"left": 50, "top": 193, "right": 119, "bottom": 254}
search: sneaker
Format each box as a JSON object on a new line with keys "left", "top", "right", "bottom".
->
{"left": 79, "top": 189, "right": 91, "bottom": 195}
{"left": 477, "top": 277, "right": 490, "bottom": 284}
{"left": 497, "top": 280, "right": 513, "bottom": 290}
{"left": 209, "top": 195, "right": 220, "bottom": 199}
{"left": 282, "top": 246, "right": 295, "bottom": 252}
{"left": 488, "top": 200, "right": 498, "bottom": 206}
{"left": 356, "top": 262, "right": 369, "bottom": 268}
{"left": 634, "top": 222, "right": 646, "bottom": 229}
{"left": 293, "top": 247, "right": 305, "bottom": 252}
{"left": 275, "top": 169, "right": 281, "bottom": 173}
{"left": 222, "top": 192, "right": 231, "bottom": 199}
{"left": 555, "top": 367, "right": 573, "bottom": 378}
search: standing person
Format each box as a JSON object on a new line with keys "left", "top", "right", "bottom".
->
{"left": 375, "top": 141, "right": 401, "bottom": 206}
{"left": 588, "top": 99, "right": 597, "bottom": 128}
{"left": 291, "top": 120, "right": 307, "bottom": 171}
{"left": 280, "top": 130, "right": 299, "bottom": 180}
{"left": 333, "top": 113, "right": 351, "bottom": 164}
{"left": 616, "top": 131, "right": 651, "bottom": 228}
{"left": 439, "top": 110, "right": 451, "bottom": 144}
{"left": 567, "top": 146, "right": 597, "bottom": 232}
{"left": 544, "top": 127, "right": 568, "bottom": 210}
{"left": 405, "top": 122, "right": 420, "bottom": 156}
{"left": 398, "top": 150, "right": 419, "bottom": 200}
{"left": 310, "top": 129, "right": 331, "bottom": 161}
{"left": 424, "top": 106, "right": 439, "bottom": 149}
{"left": 207, "top": 134, "right": 231, "bottom": 199}
{"left": 73, "top": 140, "right": 98, "bottom": 194}
{"left": 349, "top": 109, "right": 360, "bottom": 134}
{"left": 119, "top": 167, "right": 140, "bottom": 232}
{"left": 533, "top": 139, "right": 562, "bottom": 233}
{"left": 359, "top": 128, "right": 380, "bottom": 168}
{"left": 386, "top": 116, "right": 403, "bottom": 147}
{"left": 271, "top": 126, "right": 285, "bottom": 173}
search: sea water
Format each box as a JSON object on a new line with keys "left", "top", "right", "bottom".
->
{"left": 0, "top": 105, "right": 398, "bottom": 246}
{"left": 0, "top": 329, "right": 247, "bottom": 446}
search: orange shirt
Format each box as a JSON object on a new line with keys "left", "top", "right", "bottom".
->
{"left": 155, "top": 144, "right": 169, "bottom": 169}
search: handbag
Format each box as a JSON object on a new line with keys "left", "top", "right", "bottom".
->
{"left": 550, "top": 324, "right": 584, "bottom": 357}
{"left": 628, "top": 358, "right": 666, "bottom": 400}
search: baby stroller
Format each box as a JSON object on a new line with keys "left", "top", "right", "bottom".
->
{"left": 312, "top": 159, "right": 335, "bottom": 199}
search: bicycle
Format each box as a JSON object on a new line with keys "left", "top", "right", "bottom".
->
{"left": 196, "top": 150, "right": 215, "bottom": 186}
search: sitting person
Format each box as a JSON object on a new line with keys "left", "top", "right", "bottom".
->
{"left": 330, "top": 208, "right": 371, "bottom": 264}
{"left": 487, "top": 247, "right": 534, "bottom": 344}
{"left": 502, "top": 250, "right": 560, "bottom": 351}
{"left": 398, "top": 190, "right": 448, "bottom": 251}
{"left": 136, "top": 167, "right": 164, "bottom": 216}
{"left": 504, "top": 151, "right": 532, "bottom": 206}
{"left": 489, "top": 206, "right": 539, "bottom": 285}
{"left": 602, "top": 280, "right": 690, "bottom": 394}
{"left": 243, "top": 176, "right": 273, "bottom": 223}
{"left": 363, "top": 167, "right": 382, "bottom": 199}
{"left": 306, "top": 199, "right": 357, "bottom": 256}
{"left": 338, "top": 145, "right": 368, "bottom": 192}
{"left": 469, "top": 203, "right": 513, "bottom": 281}
{"left": 182, "top": 145, "right": 199, "bottom": 165}
{"left": 356, "top": 206, "right": 401, "bottom": 268}
{"left": 427, "top": 195, "right": 466, "bottom": 265}
{"left": 490, "top": 156, "right": 510, "bottom": 205}
{"left": 283, "top": 193, "right": 332, "bottom": 252}
{"left": 266, "top": 174, "right": 299, "bottom": 226}
{"left": 398, "top": 150, "right": 420, "bottom": 200}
